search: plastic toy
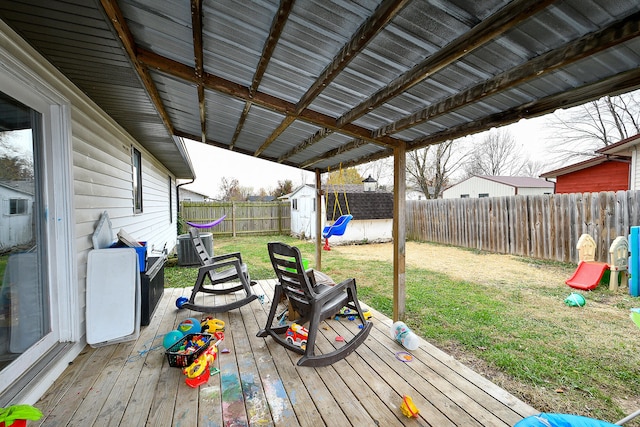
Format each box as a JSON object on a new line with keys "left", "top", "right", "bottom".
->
{"left": 163, "top": 330, "right": 184, "bottom": 349}
{"left": 565, "top": 234, "right": 609, "bottom": 291}
{"left": 565, "top": 261, "right": 609, "bottom": 291}
{"left": 175, "top": 296, "right": 188, "bottom": 309}
{"left": 182, "top": 337, "right": 223, "bottom": 388}
{"left": 514, "top": 413, "right": 618, "bottom": 426}
{"left": 201, "top": 317, "right": 225, "bottom": 333}
{"left": 564, "top": 292, "right": 586, "bottom": 307}
{"left": 322, "top": 214, "right": 353, "bottom": 251}
{"left": 400, "top": 395, "right": 419, "bottom": 418}
{"left": 178, "top": 318, "right": 201, "bottom": 335}
{"left": 391, "top": 321, "right": 419, "bottom": 351}
{"left": 336, "top": 306, "right": 372, "bottom": 320}
{"left": 285, "top": 323, "right": 308, "bottom": 350}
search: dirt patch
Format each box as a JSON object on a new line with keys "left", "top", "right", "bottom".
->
{"left": 334, "top": 241, "right": 569, "bottom": 289}
{"left": 331, "top": 241, "right": 640, "bottom": 421}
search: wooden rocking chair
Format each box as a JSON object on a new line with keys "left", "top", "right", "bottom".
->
{"left": 257, "top": 242, "right": 372, "bottom": 367}
{"left": 179, "top": 228, "right": 258, "bottom": 313}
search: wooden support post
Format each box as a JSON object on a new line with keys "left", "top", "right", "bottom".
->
{"left": 393, "top": 142, "right": 406, "bottom": 322}
{"left": 315, "top": 169, "right": 322, "bottom": 272}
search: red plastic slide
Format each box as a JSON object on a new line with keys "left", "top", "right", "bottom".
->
{"left": 565, "top": 261, "right": 609, "bottom": 291}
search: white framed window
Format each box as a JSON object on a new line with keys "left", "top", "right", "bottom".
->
{"left": 132, "top": 147, "right": 143, "bottom": 213}
{"left": 479, "top": 193, "right": 489, "bottom": 198}
{"left": 8, "top": 198, "right": 28, "bottom": 215}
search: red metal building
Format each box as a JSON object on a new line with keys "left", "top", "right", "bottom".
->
{"left": 540, "top": 156, "right": 630, "bottom": 194}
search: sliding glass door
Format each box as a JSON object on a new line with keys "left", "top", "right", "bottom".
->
{"left": 0, "top": 91, "right": 51, "bottom": 375}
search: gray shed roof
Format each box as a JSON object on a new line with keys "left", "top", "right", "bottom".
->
{"left": 2, "top": 1, "right": 640, "bottom": 179}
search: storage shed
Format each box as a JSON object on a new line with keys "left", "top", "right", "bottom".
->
{"left": 289, "top": 184, "right": 393, "bottom": 244}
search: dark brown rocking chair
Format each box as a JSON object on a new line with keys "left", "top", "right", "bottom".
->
{"left": 179, "top": 228, "right": 258, "bottom": 313}
{"left": 257, "top": 242, "right": 372, "bottom": 367}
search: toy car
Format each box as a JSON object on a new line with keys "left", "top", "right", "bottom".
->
{"left": 285, "top": 323, "right": 308, "bottom": 350}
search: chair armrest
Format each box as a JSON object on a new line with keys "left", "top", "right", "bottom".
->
{"left": 197, "top": 258, "right": 243, "bottom": 276}
{"left": 312, "top": 277, "right": 355, "bottom": 301}
{"left": 212, "top": 252, "right": 243, "bottom": 263}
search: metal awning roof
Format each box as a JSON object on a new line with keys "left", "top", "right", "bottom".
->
{"left": 2, "top": 0, "right": 640, "bottom": 180}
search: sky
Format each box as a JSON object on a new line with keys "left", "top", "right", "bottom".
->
{"left": 179, "top": 113, "right": 556, "bottom": 199}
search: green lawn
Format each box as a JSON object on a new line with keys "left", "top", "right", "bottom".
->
{"left": 165, "top": 235, "right": 640, "bottom": 424}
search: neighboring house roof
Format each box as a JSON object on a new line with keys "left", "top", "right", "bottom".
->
{"left": 0, "top": 180, "right": 34, "bottom": 196}
{"left": 0, "top": 2, "right": 637, "bottom": 175}
{"left": 596, "top": 133, "right": 640, "bottom": 156}
{"left": 322, "top": 184, "right": 392, "bottom": 194}
{"left": 288, "top": 184, "right": 315, "bottom": 198}
{"left": 179, "top": 187, "right": 210, "bottom": 200}
{"left": 450, "top": 175, "right": 554, "bottom": 190}
{"left": 326, "top": 192, "right": 393, "bottom": 220}
{"left": 247, "top": 195, "right": 276, "bottom": 202}
{"left": 539, "top": 155, "right": 631, "bottom": 178}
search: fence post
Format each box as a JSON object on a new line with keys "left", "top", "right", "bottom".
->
{"left": 232, "top": 202, "right": 236, "bottom": 237}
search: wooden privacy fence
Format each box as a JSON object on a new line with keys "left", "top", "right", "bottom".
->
{"left": 407, "top": 190, "right": 640, "bottom": 264}
{"left": 180, "top": 201, "right": 290, "bottom": 236}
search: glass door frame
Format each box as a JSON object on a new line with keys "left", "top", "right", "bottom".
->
{"left": 0, "top": 48, "right": 77, "bottom": 394}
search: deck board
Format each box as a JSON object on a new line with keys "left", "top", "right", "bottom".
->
{"left": 34, "top": 280, "right": 538, "bottom": 426}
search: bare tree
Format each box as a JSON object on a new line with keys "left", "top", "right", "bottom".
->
{"left": 463, "top": 129, "right": 524, "bottom": 177}
{"left": 358, "top": 157, "right": 393, "bottom": 187}
{"left": 271, "top": 179, "right": 293, "bottom": 198}
{"left": 218, "top": 177, "right": 242, "bottom": 200}
{"left": 406, "top": 140, "right": 466, "bottom": 199}
{"left": 548, "top": 90, "right": 640, "bottom": 163}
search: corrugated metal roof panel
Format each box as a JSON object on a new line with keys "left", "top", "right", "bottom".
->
{"left": 2, "top": 0, "right": 640, "bottom": 177}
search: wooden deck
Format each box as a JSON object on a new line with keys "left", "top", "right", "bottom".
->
{"left": 34, "top": 280, "right": 538, "bottom": 426}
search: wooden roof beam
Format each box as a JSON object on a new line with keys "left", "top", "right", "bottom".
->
{"left": 239, "top": 0, "right": 294, "bottom": 154}
{"left": 278, "top": 128, "right": 333, "bottom": 163}
{"left": 375, "top": 10, "right": 640, "bottom": 137}
{"left": 230, "top": 102, "right": 252, "bottom": 150}
{"left": 409, "top": 67, "right": 640, "bottom": 150}
{"left": 336, "top": 0, "right": 556, "bottom": 127}
{"left": 191, "top": 0, "right": 206, "bottom": 142}
{"left": 256, "top": 0, "right": 406, "bottom": 157}
{"left": 136, "top": 48, "right": 403, "bottom": 148}
{"left": 300, "top": 139, "right": 369, "bottom": 169}
{"left": 100, "top": 0, "right": 175, "bottom": 134}
{"left": 250, "top": 0, "right": 294, "bottom": 97}
{"left": 294, "top": 0, "right": 409, "bottom": 114}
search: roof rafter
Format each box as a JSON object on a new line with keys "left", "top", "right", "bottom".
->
{"left": 376, "top": 10, "right": 640, "bottom": 138}
{"left": 232, "top": 0, "right": 293, "bottom": 151}
{"left": 278, "top": 128, "right": 333, "bottom": 163}
{"left": 301, "top": 138, "right": 369, "bottom": 169}
{"left": 256, "top": 0, "right": 408, "bottom": 157}
{"left": 230, "top": 102, "right": 252, "bottom": 150}
{"left": 295, "top": 0, "right": 409, "bottom": 114}
{"left": 409, "top": 67, "right": 640, "bottom": 150}
{"left": 336, "top": 0, "right": 557, "bottom": 127}
{"left": 136, "top": 48, "right": 402, "bottom": 147}
{"left": 191, "top": 0, "right": 206, "bottom": 142}
{"left": 100, "top": 0, "right": 174, "bottom": 134}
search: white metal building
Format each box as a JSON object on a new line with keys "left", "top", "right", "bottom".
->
{"left": 442, "top": 176, "right": 555, "bottom": 199}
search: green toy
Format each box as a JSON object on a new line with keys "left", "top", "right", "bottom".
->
{"left": 564, "top": 292, "right": 586, "bottom": 307}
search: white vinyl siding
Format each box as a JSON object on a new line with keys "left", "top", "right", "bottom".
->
{"left": 443, "top": 176, "right": 554, "bottom": 199}
{"left": 1, "top": 19, "right": 179, "bottom": 403}
{"left": 444, "top": 177, "right": 515, "bottom": 199}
